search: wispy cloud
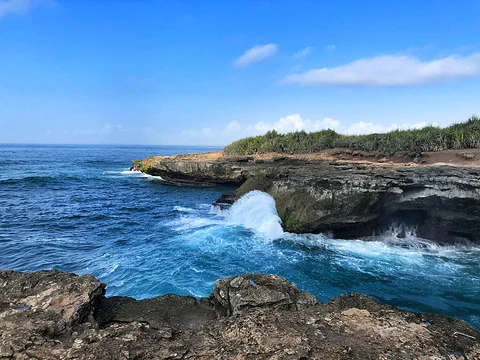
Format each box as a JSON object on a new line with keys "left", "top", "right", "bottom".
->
{"left": 280, "top": 53, "right": 480, "bottom": 87}
{"left": 0, "top": 0, "right": 52, "bottom": 19}
{"left": 293, "top": 46, "right": 313, "bottom": 59}
{"left": 63, "top": 123, "right": 124, "bottom": 136}
{"left": 325, "top": 44, "right": 336, "bottom": 52}
{"left": 345, "top": 121, "right": 436, "bottom": 135}
{"left": 234, "top": 43, "right": 278, "bottom": 67}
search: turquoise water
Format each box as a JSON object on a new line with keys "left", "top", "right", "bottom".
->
{"left": 0, "top": 144, "right": 479, "bottom": 329}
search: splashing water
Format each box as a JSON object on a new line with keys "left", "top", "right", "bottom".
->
{"left": 224, "top": 190, "right": 284, "bottom": 240}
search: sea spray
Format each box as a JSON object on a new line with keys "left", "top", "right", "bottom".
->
{"left": 209, "top": 204, "right": 228, "bottom": 216}
{"left": 225, "top": 190, "right": 284, "bottom": 240}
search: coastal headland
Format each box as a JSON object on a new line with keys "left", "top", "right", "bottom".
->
{"left": 133, "top": 148, "right": 480, "bottom": 244}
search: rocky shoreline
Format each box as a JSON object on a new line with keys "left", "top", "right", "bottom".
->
{"left": 1, "top": 270, "right": 479, "bottom": 359}
{"left": 134, "top": 150, "right": 480, "bottom": 244}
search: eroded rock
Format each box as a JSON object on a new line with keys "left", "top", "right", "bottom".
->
{"left": 138, "top": 153, "right": 480, "bottom": 243}
{"left": 213, "top": 274, "right": 317, "bottom": 315}
{"left": 0, "top": 270, "right": 479, "bottom": 359}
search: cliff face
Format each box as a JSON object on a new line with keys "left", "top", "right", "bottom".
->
{"left": 1, "top": 270, "right": 479, "bottom": 359}
{"left": 139, "top": 154, "right": 480, "bottom": 244}
{"left": 137, "top": 153, "right": 252, "bottom": 185}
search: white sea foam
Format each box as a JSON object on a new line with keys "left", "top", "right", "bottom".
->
{"left": 121, "top": 170, "right": 142, "bottom": 175}
{"left": 167, "top": 215, "right": 223, "bottom": 231}
{"left": 283, "top": 226, "right": 475, "bottom": 269}
{"left": 142, "top": 173, "right": 164, "bottom": 181}
{"left": 198, "top": 203, "right": 212, "bottom": 209}
{"left": 209, "top": 204, "right": 228, "bottom": 216}
{"left": 381, "top": 223, "right": 418, "bottom": 239}
{"left": 224, "top": 190, "right": 284, "bottom": 240}
{"left": 174, "top": 206, "right": 195, "bottom": 213}
{"left": 109, "top": 263, "right": 120, "bottom": 274}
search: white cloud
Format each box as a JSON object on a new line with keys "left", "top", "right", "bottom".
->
{"left": 181, "top": 114, "right": 440, "bottom": 145}
{"left": 280, "top": 53, "right": 480, "bottom": 87}
{"left": 251, "top": 114, "right": 339, "bottom": 134}
{"left": 293, "top": 46, "right": 313, "bottom": 59}
{"left": 0, "top": 0, "right": 31, "bottom": 17}
{"left": 345, "top": 121, "right": 437, "bottom": 135}
{"left": 181, "top": 115, "right": 341, "bottom": 145}
{"left": 0, "top": 0, "right": 52, "bottom": 19}
{"left": 234, "top": 43, "right": 278, "bottom": 67}
{"left": 325, "top": 44, "right": 336, "bottom": 52}
{"left": 64, "top": 123, "right": 124, "bottom": 136}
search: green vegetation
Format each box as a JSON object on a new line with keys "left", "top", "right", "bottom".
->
{"left": 282, "top": 214, "right": 305, "bottom": 233}
{"left": 223, "top": 116, "right": 480, "bottom": 156}
{"left": 131, "top": 159, "right": 150, "bottom": 172}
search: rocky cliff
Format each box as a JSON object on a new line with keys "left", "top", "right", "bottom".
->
{"left": 136, "top": 151, "right": 480, "bottom": 243}
{"left": 1, "top": 270, "right": 479, "bottom": 359}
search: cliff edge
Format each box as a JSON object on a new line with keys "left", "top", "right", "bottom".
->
{"left": 1, "top": 270, "right": 479, "bottom": 359}
{"left": 135, "top": 150, "right": 480, "bottom": 243}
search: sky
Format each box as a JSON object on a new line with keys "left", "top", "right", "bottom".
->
{"left": 0, "top": 0, "right": 479, "bottom": 146}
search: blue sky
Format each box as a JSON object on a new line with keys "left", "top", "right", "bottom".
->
{"left": 0, "top": 0, "right": 479, "bottom": 145}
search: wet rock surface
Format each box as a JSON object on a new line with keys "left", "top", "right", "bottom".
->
{"left": 1, "top": 270, "right": 479, "bottom": 359}
{"left": 139, "top": 154, "right": 480, "bottom": 243}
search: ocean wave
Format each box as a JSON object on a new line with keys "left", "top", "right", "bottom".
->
{"left": 166, "top": 215, "right": 224, "bottom": 231}
{"left": 174, "top": 206, "right": 196, "bottom": 213}
{"left": 0, "top": 175, "right": 81, "bottom": 186}
{"left": 223, "top": 190, "right": 284, "bottom": 240}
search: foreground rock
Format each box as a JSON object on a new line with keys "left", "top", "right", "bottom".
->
{"left": 136, "top": 152, "right": 480, "bottom": 243}
{"left": 1, "top": 270, "right": 479, "bottom": 359}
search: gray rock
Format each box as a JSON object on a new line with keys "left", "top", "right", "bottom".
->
{"left": 0, "top": 270, "right": 479, "bottom": 359}
{"left": 213, "top": 274, "right": 317, "bottom": 315}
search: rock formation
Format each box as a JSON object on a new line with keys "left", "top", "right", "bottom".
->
{"left": 137, "top": 152, "right": 480, "bottom": 243}
{"left": 1, "top": 270, "right": 479, "bottom": 359}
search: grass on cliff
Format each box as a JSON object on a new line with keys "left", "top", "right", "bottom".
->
{"left": 223, "top": 116, "right": 480, "bottom": 156}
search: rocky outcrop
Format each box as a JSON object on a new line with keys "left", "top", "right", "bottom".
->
{"left": 213, "top": 274, "right": 317, "bottom": 316}
{"left": 1, "top": 270, "right": 479, "bottom": 359}
{"left": 0, "top": 270, "right": 105, "bottom": 359}
{"left": 236, "top": 160, "right": 480, "bottom": 243}
{"left": 139, "top": 153, "right": 254, "bottom": 185}
{"left": 138, "top": 154, "right": 480, "bottom": 243}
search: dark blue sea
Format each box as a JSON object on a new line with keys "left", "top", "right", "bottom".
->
{"left": 1, "top": 144, "right": 479, "bottom": 330}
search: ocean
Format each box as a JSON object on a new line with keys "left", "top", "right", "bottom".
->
{"left": 0, "top": 144, "right": 479, "bottom": 330}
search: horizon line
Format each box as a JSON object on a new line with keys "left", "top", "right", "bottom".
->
{"left": 0, "top": 142, "right": 226, "bottom": 147}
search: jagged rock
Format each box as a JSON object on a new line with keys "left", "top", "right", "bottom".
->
{"left": 95, "top": 294, "right": 218, "bottom": 331}
{"left": 236, "top": 163, "right": 480, "bottom": 243}
{"left": 0, "top": 270, "right": 479, "bottom": 359}
{"left": 211, "top": 192, "right": 236, "bottom": 211}
{"left": 213, "top": 274, "right": 317, "bottom": 315}
{"left": 0, "top": 270, "right": 105, "bottom": 324}
{"left": 0, "top": 270, "right": 105, "bottom": 360}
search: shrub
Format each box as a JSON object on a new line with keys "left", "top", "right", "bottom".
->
{"left": 223, "top": 116, "right": 480, "bottom": 156}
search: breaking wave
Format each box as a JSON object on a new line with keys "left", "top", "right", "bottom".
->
{"left": 224, "top": 190, "right": 284, "bottom": 240}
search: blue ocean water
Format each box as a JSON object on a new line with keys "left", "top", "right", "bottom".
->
{"left": 0, "top": 144, "right": 479, "bottom": 330}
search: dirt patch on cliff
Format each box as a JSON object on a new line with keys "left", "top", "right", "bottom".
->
{"left": 149, "top": 149, "right": 480, "bottom": 167}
